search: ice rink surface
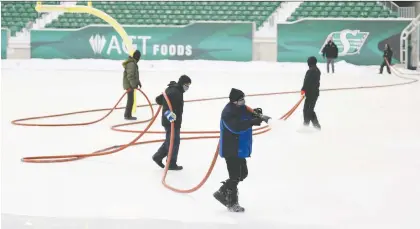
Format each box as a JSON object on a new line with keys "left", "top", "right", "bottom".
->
{"left": 1, "top": 59, "right": 420, "bottom": 229}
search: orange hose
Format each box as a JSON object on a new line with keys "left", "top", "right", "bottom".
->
{"left": 160, "top": 91, "right": 274, "bottom": 193}
{"left": 280, "top": 95, "right": 305, "bottom": 120}
{"left": 12, "top": 70, "right": 418, "bottom": 191}
{"left": 19, "top": 89, "right": 157, "bottom": 163}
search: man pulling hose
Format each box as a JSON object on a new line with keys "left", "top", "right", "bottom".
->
{"left": 213, "top": 88, "right": 271, "bottom": 212}
{"left": 153, "top": 75, "right": 192, "bottom": 171}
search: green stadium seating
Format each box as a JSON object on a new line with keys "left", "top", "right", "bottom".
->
{"left": 2, "top": 1, "right": 400, "bottom": 36}
{"left": 44, "top": 1, "right": 282, "bottom": 29}
{"left": 1, "top": 1, "right": 58, "bottom": 36}
{"left": 287, "top": 1, "right": 399, "bottom": 21}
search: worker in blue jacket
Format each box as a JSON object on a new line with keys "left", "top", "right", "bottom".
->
{"left": 213, "top": 88, "right": 270, "bottom": 213}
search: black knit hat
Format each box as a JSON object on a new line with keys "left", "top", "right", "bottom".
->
{"left": 229, "top": 88, "right": 245, "bottom": 102}
{"left": 178, "top": 74, "right": 191, "bottom": 85}
{"left": 307, "top": 56, "right": 317, "bottom": 67}
{"left": 133, "top": 50, "right": 141, "bottom": 61}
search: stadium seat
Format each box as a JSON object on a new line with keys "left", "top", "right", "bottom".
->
{"left": 1, "top": 1, "right": 58, "bottom": 36}
{"left": 3, "top": 1, "right": 401, "bottom": 35}
{"left": 44, "top": 1, "right": 282, "bottom": 29}
{"left": 287, "top": 1, "right": 399, "bottom": 21}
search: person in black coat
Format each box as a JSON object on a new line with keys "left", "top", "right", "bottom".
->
{"left": 379, "top": 44, "right": 393, "bottom": 74}
{"left": 301, "top": 56, "right": 321, "bottom": 130}
{"left": 321, "top": 39, "right": 338, "bottom": 73}
{"left": 152, "top": 75, "right": 191, "bottom": 171}
{"left": 213, "top": 88, "right": 270, "bottom": 212}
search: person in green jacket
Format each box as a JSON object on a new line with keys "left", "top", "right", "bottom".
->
{"left": 122, "top": 50, "right": 141, "bottom": 120}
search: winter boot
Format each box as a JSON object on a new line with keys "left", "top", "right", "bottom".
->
{"left": 226, "top": 188, "right": 245, "bottom": 212}
{"left": 313, "top": 121, "right": 321, "bottom": 130}
{"left": 312, "top": 121, "right": 321, "bottom": 130}
{"left": 312, "top": 114, "right": 321, "bottom": 130}
{"left": 124, "top": 116, "right": 137, "bottom": 121}
{"left": 152, "top": 154, "right": 165, "bottom": 168}
{"left": 213, "top": 181, "right": 229, "bottom": 207}
{"left": 168, "top": 163, "right": 183, "bottom": 171}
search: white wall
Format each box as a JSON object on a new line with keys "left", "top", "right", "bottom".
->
{"left": 253, "top": 38, "right": 277, "bottom": 62}
{"left": 416, "top": 2, "right": 420, "bottom": 15}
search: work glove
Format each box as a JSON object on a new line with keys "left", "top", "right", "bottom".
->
{"left": 253, "top": 108, "right": 262, "bottom": 115}
{"left": 164, "top": 110, "right": 176, "bottom": 122}
{"left": 155, "top": 94, "right": 163, "bottom": 105}
{"left": 252, "top": 108, "right": 263, "bottom": 118}
{"left": 252, "top": 108, "right": 271, "bottom": 123}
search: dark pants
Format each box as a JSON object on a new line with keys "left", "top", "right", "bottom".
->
{"left": 124, "top": 89, "right": 134, "bottom": 118}
{"left": 303, "top": 95, "right": 320, "bottom": 127}
{"left": 327, "top": 58, "right": 335, "bottom": 73}
{"left": 379, "top": 60, "right": 391, "bottom": 74}
{"left": 224, "top": 157, "right": 248, "bottom": 189}
{"left": 153, "top": 126, "right": 181, "bottom": 165}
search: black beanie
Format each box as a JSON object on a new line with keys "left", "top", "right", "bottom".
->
{"left": 229, "top": 88, "right": 245, "bottom": 102}
{"left": 178, "top": 74, "right": 191, "bottom": 85}
{"left": 307, "top": 56, "right": 317, "bottom": 67}
{"left": 133, "top": 50, "right": 141, "bottom": 61}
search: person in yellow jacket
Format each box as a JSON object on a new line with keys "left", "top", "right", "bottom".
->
{"left": 122, "top": 50, "right": 141, "bottom": 120}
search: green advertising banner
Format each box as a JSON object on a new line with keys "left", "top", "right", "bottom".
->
{"left": 277, "top": 19, "right": 411, "bottom": 65}
{"left": 1, "top": 28, "right": 9, "bottom": 59}
{"left": 31, "top": 22, "right": 253, "bottom": 61}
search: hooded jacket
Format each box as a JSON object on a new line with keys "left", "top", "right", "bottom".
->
{"left": 301, "top": 56, "right": 321, "bottom": 97}
{"left": 122, "top": 56, "right": 140, "bottom": 90}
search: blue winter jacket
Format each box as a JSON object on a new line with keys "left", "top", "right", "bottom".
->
{"left": 219, "top": 103, "right": 254, "bottom": 158}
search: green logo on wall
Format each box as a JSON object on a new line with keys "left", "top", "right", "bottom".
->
{"left": 320, "top": 30, "right": 370, "bottom": 56}
{"left": 277, "top": 19, "right": 411, "bottom": 65}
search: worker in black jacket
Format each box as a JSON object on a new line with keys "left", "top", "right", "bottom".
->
{"left": 379, "top": 44, "right": 393, "bottom": 74}
{"left": 321, "top": 39, "right": 338, "bottom": 73}
{"left": 152, "top": 75, "right": 191, "bottom": 170}
{"left": 301, "top": 56, "right": 321, "bottom": 130}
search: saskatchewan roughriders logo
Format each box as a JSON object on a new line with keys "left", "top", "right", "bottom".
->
{"left": 319, "top": 30, "right": 369, "bottom": 56}
{"left": 89, "top": 34, "right": 107, "bottom": 55}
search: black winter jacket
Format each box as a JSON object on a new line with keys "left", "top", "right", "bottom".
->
{"left": 383, "top": 48, "right": 393, "bottom": 62}
{"left": 155, "top": 81, "right": 185, "bottom": 129}
{"left": 322, "top": 42, "right": 338, "bottom": 59}
{"left": 301, "top": 66, "right": 321, "bottom": 98}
